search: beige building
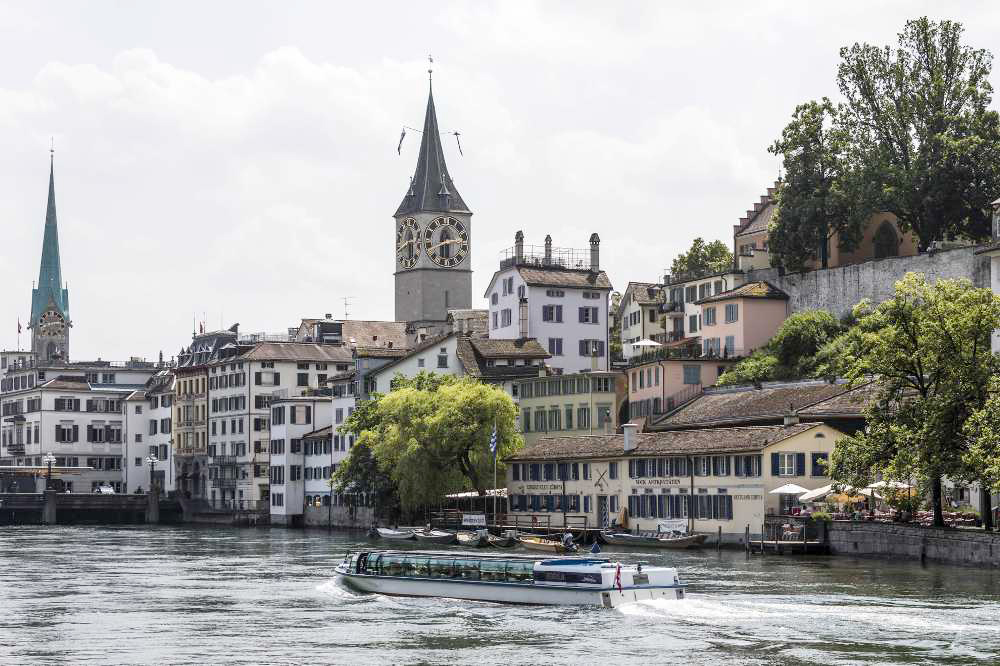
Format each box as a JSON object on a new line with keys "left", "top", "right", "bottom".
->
{"left": 505, "top": 420, "right": 844, "bottom": 540}
{"left": 515, "top": 370, "right": 620, "bottom": 448}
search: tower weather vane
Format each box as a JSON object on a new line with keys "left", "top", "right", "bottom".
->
{"left": 396, "top": 55, "right": 464, "bottom": 156}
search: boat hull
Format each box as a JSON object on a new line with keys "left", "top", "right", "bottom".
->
{"left": 517, "top": 537, "right": 576, "bottom": 554}
{"left": 337, "top": 570, "right": 683, "bottom": 607}
{"left": 457, "top": 532, "right": 490, "bottom": 548}
{"left": 413, "top": 532, "right": 458, "bottom": 545}
{"left": 375, "top": 529, "right": 416, "bottom": 540}
{"left": 600, "top": 533, "right": 708, "bottom": 549}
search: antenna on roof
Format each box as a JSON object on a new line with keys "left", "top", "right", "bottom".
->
{"left": 342, "top": 296, "right": 355, "bottom": 319}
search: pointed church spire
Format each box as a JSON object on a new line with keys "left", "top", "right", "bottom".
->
{"left": 394, "top": 78, "right": 470, "bottom": 216}
{"left": 30, "top": 150, "right": 70, "bottom": 327}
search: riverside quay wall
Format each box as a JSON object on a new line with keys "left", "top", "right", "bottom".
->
{"left": 828, "top": 521, "right": 1000, "bottom": 568}
{"left": 0, "top": 491, "right": 182, "bottom": 525}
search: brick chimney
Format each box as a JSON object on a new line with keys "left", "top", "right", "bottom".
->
{"left": 589, "top": 233, "right": 601, "bottom": 272}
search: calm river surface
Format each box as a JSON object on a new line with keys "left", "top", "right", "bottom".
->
{"left": 1, "top": 525, "right": 999, "bottom": 665}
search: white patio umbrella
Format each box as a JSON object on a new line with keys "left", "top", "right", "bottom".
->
{"left": 769, "top": 483, "right": 810, "bottom": 495}
{"left": 864, "top": 481, "right": 912, "bottom": 491}
{"left": 799, "top": 484, "right": 834, "bottom": 502}
{"left": 632, "top": 339, "right": 661, "bottom": 348}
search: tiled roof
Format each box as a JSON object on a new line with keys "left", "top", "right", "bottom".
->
{"left": 517, "top": 266, "right": 612, "bottom": 290}
{"left": 469, "top": 338, "right": 549, "bottom": 359}
{"left": 622, "top": 282, "right": 665, "bottom": 308}
{"left": 696, "top": 281, "right": 788, "bottom": 305}
{"left": 40, "top": 377, "right": 91, "bottom": 391}
{"left": 370, "top": 332, "right": 456, "bottom": 376}
{"left": 652, "top": 380, "right": 851, "bottom": 429}
{"left": 456, "top": 337, "right": 549, "bottom": 380}
{"left": 507, "top": 423, "right": 819, "bottom": 461}
{"left": 342, "top": 321, "right": 409, "bottom": 350}
{"left": 734, "top": 182, "right": 779, "bottom": 238}
{"left": 799, "top": 381, "right": 878, "bottom": 416}
{"left": 354, "top": 346, "right": 410, "bottom": 359}
{"left": 240, "top": 342, "right": 354, "bottom": 363}
{"left": 303, "top": 425, "right": 333, "bottom": 439}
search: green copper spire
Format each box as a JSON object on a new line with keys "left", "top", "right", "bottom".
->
{"left": 30, "top": 153, "right": 70, "bottom": 326}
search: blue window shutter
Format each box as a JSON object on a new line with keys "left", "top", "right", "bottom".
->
{"left": 771, "top": 452, "right": 780, "bottom": 476}
{"left": 795, "top": 453, "right": 806, "bottom": 476}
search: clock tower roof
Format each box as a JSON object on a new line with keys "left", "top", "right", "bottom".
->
{"left": 394, "top": 84, "right": 470, "bottom": 217}
{"left": 30, "top": 153, "right": 70, "bottom": 327}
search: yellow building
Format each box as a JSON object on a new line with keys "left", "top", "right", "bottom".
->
{"left": 505, "top": 419, "right": 844, "bottom": 540}
{"left": 515, "top": 370, "right": 621, "bottom": 448}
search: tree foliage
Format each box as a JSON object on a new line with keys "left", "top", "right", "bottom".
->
{"left": 333, "top": 372, "right": 523, "bottom": 514}
{"left": 716, "top": 310, "right": 844, "bottom": 386}
{"left": 828, "top": 273, "right": 1000, "bottom": 526}
{"left": 837, "top": 17, "right": 1000, "bottom": 249}
{"left": 670, "top": 238, "right": 733, "bottom": 278}
{"left": 768, "top": 99, "right": 872, "bottom": 271}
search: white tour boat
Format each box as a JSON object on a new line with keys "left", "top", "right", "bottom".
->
{"left": 335, "top": 550, "right": 686, "bottom": 608}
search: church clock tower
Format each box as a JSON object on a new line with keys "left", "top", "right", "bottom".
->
{"left": 29, "top": 152, "right": 71, "bottom": 362}
{"left": 393, "top": 77, "right": 472, "bottom": 332}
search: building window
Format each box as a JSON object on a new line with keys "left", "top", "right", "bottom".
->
{"left": 578, "top": 307, "right": 599, "bottom": 324}
{"left": 548, "top": 338, "right": 563, "bottom": 356}
{"left": 725, "top": 303, "right": 739, "bottom": 323}
{"left": 437, "top": 351, "right": 449, "bottom": 368}
{"left": 682, "top": 365, "right": 701, "bottom": 385}
{"left": 704, "top": 307, "right": 716, "bottom": 326}
{"left": 542, "top": 305, "right": 563, "bottom": 322}
{"left": 297, "top": 373, "right": 309, "bottom": 387}
{"left": 688, "top": 314, "right": 699, "bottom": 333}
{"left": 777, "top": 452, "right": 800, "bottom": 477}
{"left": 492, "top": 312, "right": 498, "bottom": 329}
{"left": 811, "top": 453, "right": 829, "bottom": 477}
{"left": 608, "top": 462, "right": 618, "bottom": 480}
{"left": 685, "top": 286, "right": 697, "bottom": 302}
{"left": 501, "top": 309, "right": 512, "bottom": 327}
{"left": 577, "top": 406, "right": 590, "bottom": 430}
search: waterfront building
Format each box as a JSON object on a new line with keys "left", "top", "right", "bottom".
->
{"left": 514, "top": 370, "right": 621, "bottom": 448}
{"left": 173, "top": 329, "right": 237, "bottom": 499}
{"left": 505, "top": 420, "right": 843, "bottom": 537}
{"left": 0, "top": 360, "right": 159, "bottom": 492}
{"left": 203, "top": 339, "right": 353, "bottom": 508}
{"left": 267, "top": 395, "right": 332, "bottom": 526}
{"left": 485, "top": 232, "right": 612, "bottom": 374}
{"left": 625, "top": 351, "right": 734, "bottom": 427}
{"left": 393, "top": 78, "right": 473, "bottom": 338}
{"left": 617, "top": 282, "right": 666, "bottom": 360}
{"left": 123, "top": 370, "right": 175, "bottom": 494}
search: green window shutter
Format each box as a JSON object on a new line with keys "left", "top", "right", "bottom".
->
{"left": 771, "top": 452, "right": 780, "bottom": 476}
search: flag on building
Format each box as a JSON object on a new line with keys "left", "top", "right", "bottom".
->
{"left": 489, "top": 423, "right": 497, "bottom": 457}
{"left": 17, "top": 319, "right": 21, "bottom": 334}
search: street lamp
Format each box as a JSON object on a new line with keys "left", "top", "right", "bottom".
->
{"left": 42, "top": 452, "right": 56, "bottom": 490}
{"left": 145, "top": 455, "right": 159, "bottom": 494}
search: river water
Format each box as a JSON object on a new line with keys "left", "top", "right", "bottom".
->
{"left": 1, "top": 525, "right": 998, "bottom": 665}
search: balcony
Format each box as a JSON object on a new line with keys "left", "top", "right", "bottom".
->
{"left": 211, "top": 477, "right": 237, "bottom": 489}
{"left": 628, "top": 346, "right": 748, "bottom": 367}
{"left": 498, "top": 244, "right": 593, "bottom": 272}
{"left": 212, "top": 456, "right": 239, "bottom": 466}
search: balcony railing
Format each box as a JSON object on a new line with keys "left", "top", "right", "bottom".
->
{"left": 498, "top": 244, "right": 593, "bottom": 272}
{"left": 212, "top": 456, "right": 239, "bottom": 466}
{"left": 628, "top": 346, "right": 748, "bottom": 368}
{"left": 211, "top": 477, "right": 237, "bottom": 489}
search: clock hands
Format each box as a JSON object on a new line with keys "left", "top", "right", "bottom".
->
{"left": 426, "top": 238, "right": 461, "bottom": 252}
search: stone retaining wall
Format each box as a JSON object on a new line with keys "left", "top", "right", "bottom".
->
{"left": 828, "top": 521, "right": 1000, "bottom": 567}
{"left": 303, "top": 504, "right": 374, "bottom": 529}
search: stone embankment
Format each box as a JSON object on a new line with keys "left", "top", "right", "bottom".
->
{"left": 828, "top": 520, "right": 1000, "bottom": 567}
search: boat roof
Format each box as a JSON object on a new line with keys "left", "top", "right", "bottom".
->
{"left": 352, "top": 549, "right": 608, "bottom": 563}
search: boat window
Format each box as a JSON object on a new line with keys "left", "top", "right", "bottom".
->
{"left": 429, "top": 558, "right": 454, "bottom": 578}
{"left": 383, "top": 556, "right": 404, "bottom": 576}
{"left": 480, "top": 559, "right": 506, "bottom": 582}
{"left": 365, "top": 553, "right": 381, "bottom": 574}
{"left": 400, "top": 558, "right": 416, "bottom": 577}
{"left": 412, "top": 558, "right": 431, "bottom": 577}
{"left": 506, "top": 561, "right": 533, "bottom": 583}
{"left": 455, "top": 559, "right": 481, "bottom": 580}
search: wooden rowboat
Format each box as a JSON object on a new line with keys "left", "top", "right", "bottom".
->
{"left": 374, "top": 527, "right": 417, "bottom": 541}
{"left": 599, "top": 531, "right": 707, "bottom": 549}
{"left": 516, "top": 535, "right": 578, "bottom": 554}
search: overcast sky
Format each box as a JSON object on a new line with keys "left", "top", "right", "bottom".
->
{"left": 1, "top": 2, "right": 997, "bottom": 361}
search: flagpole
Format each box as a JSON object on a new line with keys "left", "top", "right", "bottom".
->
{"left": 492, "top": 419, "right": 498, "bottom": 530}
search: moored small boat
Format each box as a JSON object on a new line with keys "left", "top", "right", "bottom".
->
{"left": 488, "top": 534, "right": 516, "bottom": 548}
{"left": 374, "top": 527, "right": 417, "bottom": 540}
{"left": 457, "top": 530, "right": 490, "bottom": 547}
{"left": 599, "top": 531, "right": 707, "bottom": 549}
{"left": 413, "top": 529, "right": 458, "bottom": 545}
{"left": 335, "top": 550, "right": 686, "bottom": 607}
{"left": 516, "top": 535, "right": 578, "bottom": 554}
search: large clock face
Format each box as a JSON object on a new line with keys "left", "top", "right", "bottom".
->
{"left": 423, "top": 216, "right": 468, "bottom": 268}
{"left": 396, "top": 218, "right": 420, "bottom": 269}
{"left": 39, "top": 310, "right": 66, "bottom": 336}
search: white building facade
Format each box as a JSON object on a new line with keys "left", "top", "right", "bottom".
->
{"left": 485, "top": 232, "right": 612, "bottom": 374}
{"left": 123, "top": 370, "right": 175, "bottom": 494}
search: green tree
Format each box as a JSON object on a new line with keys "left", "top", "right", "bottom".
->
{"left": 768, "top": 99, "right": 872, "bottom": 271}
{"left": 671, "top": 238, "right": 733, "bottom": 278}
{"left": 961, "top": 376, "right": 1000, "bottom": 530}
{"left": 829, "top": 273, "right": 1000, "bottom": 526}
{"left": 332, "top": 392, "right": 399, "bottom": 520}
{"left": 715, "top": 310, "right": 844, "bottom": 385}
{"left": 335, "top": 372, "right": 523, "bottom": 513}
{"left": 837, "top": 17, "right": 1000, "bottom": 249}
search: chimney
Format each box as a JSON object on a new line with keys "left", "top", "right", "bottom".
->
{"left": 519, "top": 298, "right": 529, "bottom": 339}
{"left": 589, "top": 233, "right": 601, "bottom": 272}
{"left": 325, "top": 313, "right": 332, "bottom": 319}
{"left": 515, "top": 230, "right": 524, "bottom": 263}
{"left": 544, "top": 235, "right": 552, "bottom": 265}
{"left": 783, "top": 403, "right": 799, "bottom": 426}
{"left": 623, "top": 423, "right": 638, "bottom": 452}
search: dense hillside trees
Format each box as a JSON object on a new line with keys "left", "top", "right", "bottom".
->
{"left": 670, "top": 238, "right": 733, "bottom": 278}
